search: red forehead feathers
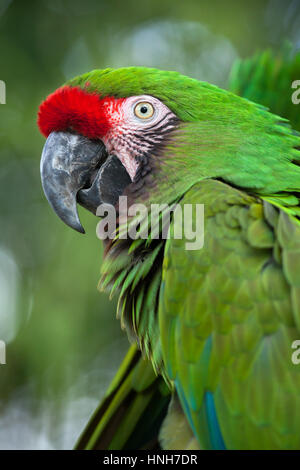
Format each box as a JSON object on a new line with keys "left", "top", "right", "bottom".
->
{"left": 37, "top": 85, "right": 124, "bottom": 139}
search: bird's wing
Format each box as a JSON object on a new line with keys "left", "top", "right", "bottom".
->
{"left": 159, "top": 178, "right": 300, "bottom": 449}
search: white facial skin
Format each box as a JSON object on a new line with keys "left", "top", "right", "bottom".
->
{"left": 102, "top": 95, "right": 177, "bottom": 180}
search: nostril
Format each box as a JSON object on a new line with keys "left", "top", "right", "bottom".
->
{"left": 82, "top": 149, "right": 108, "bottom": 190}
{"left": 82, "top": 169, "right": 98, "bottom": 190}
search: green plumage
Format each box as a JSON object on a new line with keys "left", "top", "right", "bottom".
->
{"left": 160, "top": 180, "right": 300, "bottom": 449}
{"left": 74, "top": 48, "right": 300, "bottom": 449}
{"left": 229, "top": 45, "right": 300, "bottom": 130}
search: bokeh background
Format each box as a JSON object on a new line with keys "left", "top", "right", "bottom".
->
{"left": 0, "top": 0, "right": 300, "bottom": 449}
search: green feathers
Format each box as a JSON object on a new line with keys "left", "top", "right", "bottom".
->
{"left": 159, "top": 179, "right": 300, "bottom": 449}
{"left": 229, "top": 45, "right": 300, "bottom": 131}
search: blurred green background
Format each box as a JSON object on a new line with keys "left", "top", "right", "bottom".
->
{"left": 0, "top": 0, "right": 299, "bottom": 449}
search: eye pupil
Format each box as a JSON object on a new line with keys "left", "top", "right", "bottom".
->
{"left": 140, "top": 105, "right": 148, "bottom": 114}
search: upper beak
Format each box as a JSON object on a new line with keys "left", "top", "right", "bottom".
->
{"left": 40, "top": 131, "right": 131, "bottom": 233}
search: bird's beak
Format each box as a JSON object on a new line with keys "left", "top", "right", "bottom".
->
{"left": 40, "top": 131, "right": 131, "bottom": 233}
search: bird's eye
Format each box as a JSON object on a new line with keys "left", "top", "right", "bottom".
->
{"left": 134, "top": 102, "right": 154, "bottom": 119}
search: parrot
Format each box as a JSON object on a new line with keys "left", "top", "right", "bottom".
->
{"left": 37, "top": 47, "right": 300, "bottom": 450}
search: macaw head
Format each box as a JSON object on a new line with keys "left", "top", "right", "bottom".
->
{"left": 38, "top": 67, "right": 300, "bottom": 233}
{"left": 38, "top": 67, "right": 198, "bottom": 233}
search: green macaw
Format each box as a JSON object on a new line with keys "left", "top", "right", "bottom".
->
{"left": 38, "top": 48, "right": 300, "bottom": 450}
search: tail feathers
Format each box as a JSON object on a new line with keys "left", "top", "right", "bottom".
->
{"left": 75, "top": 344, "right": 170, "bottom": 450}
{"left": 228, "top": 44, "right": 300, "bottom": 130}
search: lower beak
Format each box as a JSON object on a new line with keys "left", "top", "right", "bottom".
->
{"left": 40, "top": 131, "right": 131, "bottom": 233}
